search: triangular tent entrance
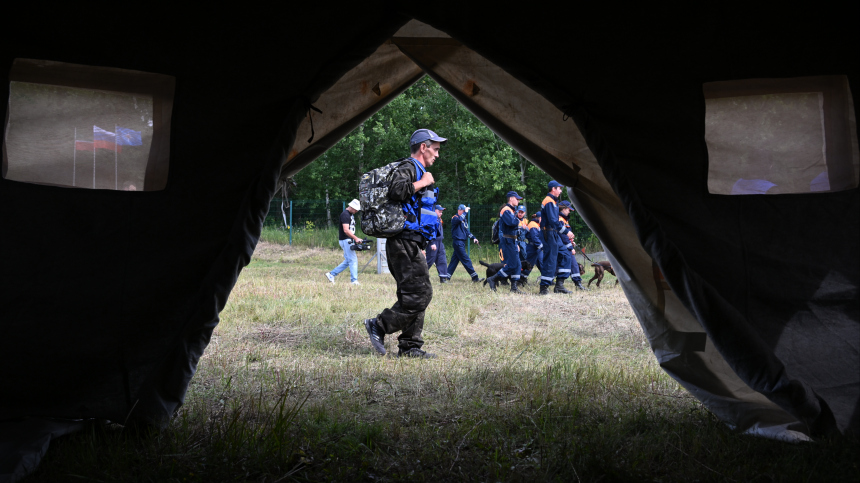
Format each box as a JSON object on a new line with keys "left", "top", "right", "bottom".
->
{"left": 1, "top": 10, "right": 857, "bottom": 480}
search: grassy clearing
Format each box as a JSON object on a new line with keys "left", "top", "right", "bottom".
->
{"left": 28, "top": 243, "right": 858, "bottom": 482}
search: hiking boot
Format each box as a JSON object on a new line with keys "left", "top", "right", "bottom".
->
{"left": 539, "top": 285, "right": 550, "bottom": 295}
{"left": 440, "top": 276, "right": 449, "bottom": 284}
{"left": 572, "top": 278, "right": 587, "bottom": 291}
{"left": 364, "top": 318, "right": 386, "bottom": 355}
{"left": 324, "top": 272, "right": 335, "bottom": 283}
{"left": 398, "top": 348, "right": 437, "bottom": 359}
{"left": 510, "top": 279, "right": 522, "bottom": 293}
{"left": 472, "top": 276, "right": 484, "bottom": 283}
{"left": 554, "top": 279, "right": 572, "bottom": 294}
{"left": 519, "top": 275, "right": 529, "bottom": 287}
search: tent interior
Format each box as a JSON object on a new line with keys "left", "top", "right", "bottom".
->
{"left": 1, "top": 8, "right": 857, "bottom": 480}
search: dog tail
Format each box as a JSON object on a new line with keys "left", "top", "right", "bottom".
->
{"left": 479, "top": 260, "right": 491, "bottom": 267}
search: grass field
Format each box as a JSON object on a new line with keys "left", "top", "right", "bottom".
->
{"left": 27, "top": 243, "right": 858, "bottom": 482}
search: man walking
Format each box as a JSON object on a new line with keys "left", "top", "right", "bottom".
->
{"left": 521, "top": 211, "right": 543, "bottom": 284}
{"left": 325, "top": 199, "right": 363, "bottom": 285}
{"left": 446, "top": 205, "right": 483, "bottom": 282}
{"left": 559, "top": 200, "right": 587, "bottom": 290}
{"left": 486, "top": 191, "right": 525, "bottom": 292}
{"left": 516, "top": 205, "right": 528, "bottom": 261}
{"left": 426, "top": 204, "right": 450, "bottom": 283}
{"left": 539, "top": 181, "right": 574, "bottom": 295}
{"left": 364, "top": 129, "right": 444, "bottom": 359}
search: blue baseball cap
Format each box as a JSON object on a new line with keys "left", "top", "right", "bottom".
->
{"left": 548, "top": 180, "right": 563, "bottom": 189}
{"left": 506, "top": 191, "right": 523, "bottom": 200}
{"left": 457, "top": 204, "right": 467, "bottom": 211}
{"left": 434, "top": 204, "right": 446, "bottom": 211}
{"left": 517, "top": 205, "right": 526, "bottom": 212}
{"left": 410, "top": 129, "right": 447, "bottom": 146}
{"left": 559, "top": 200, "right": 572, "bottom": 209}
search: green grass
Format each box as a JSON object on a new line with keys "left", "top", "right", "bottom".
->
{"left": 26, "top": 243, "right": 859, "bottom": 482}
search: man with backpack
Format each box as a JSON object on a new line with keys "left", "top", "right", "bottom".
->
{"left": 363, "top": 129, "right": 445, "bottom": 359}
{"left": 486, "top": 191, "right": 525, "bottom": 293}
{"left": 446, "top": 205, "right": 482, "bottom": 282}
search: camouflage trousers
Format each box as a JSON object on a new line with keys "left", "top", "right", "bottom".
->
{"left": 376, "top": 236, "right": 433, "bottom": 351}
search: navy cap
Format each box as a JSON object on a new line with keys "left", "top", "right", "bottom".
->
{"left": 458, "top": 204, "right": 467, "bottom": 211}
{"left": 559, "top": 200, "right": 572, "bottom": 209}
{"left": 517, "top": 205, "right": 526, "bottom": 212}
{"left": 532, "top": 212, "right": 541, "bottom": 219}
{"left": 548, "top": 180, "right": 563, "bottom": 189}
{"left": 410, "top": 129, "right": 447, "bottom": 146}
{"left": 506, "top": 191, "right": 523, "bottom": 200}
{"left": 434, "top": 204, "right": 446, "bottom": 211}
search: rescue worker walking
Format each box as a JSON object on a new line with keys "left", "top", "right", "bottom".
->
{"left": 364, "top": 129, "right": 445, "bottom": 359}
{"left": 521, "top": 212, "right": 543, "bottom": 284}
{"left": 446, "top": 205, "right": 483, "bottom": 282}
{"left": 559, "top": 200, "right": 587, "bottom": 290}
{"left": 426, "top": 204, "right": 450, "bottom": 283}
{"left": 516, "top": 205, "right": 528, "bottom": 261}
{"left": 539, "top": 180, "right": 574, "bottom": 295}
{"left": 486, "top": 191, "right": 524, "bottom": 292}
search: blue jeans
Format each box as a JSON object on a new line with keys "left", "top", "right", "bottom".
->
{"left": 331, "top": 239, "right": 358, "bottom": 282}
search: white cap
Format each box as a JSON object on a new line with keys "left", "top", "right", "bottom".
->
{"left": 348, "top": 199, "right": 361, "bottom": 211}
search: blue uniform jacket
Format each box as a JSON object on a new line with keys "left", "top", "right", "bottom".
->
{"left": 540, "top": 194, "right": 569, "bottom": 236}
{"left": 526, "top": 220, "right": 543, "bottom": 248}
{"left": 450, "top": 213, "right": 475, "bottom": 241}
{"left": 499, "top": 204, "right": 520, "bottom": 236}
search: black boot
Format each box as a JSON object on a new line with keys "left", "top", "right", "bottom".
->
{"left": 572, "top": 278, "right": 587, "bottom": 290}
{"left": 554, "top": 278, "right": 572, "bottom": 294}
{"left": 519, "top": 275, "right": 529, "bottom": 287}
{"left": 539, "top": 284, "right": 550, "bottom": 295}
{"left": 486, "top": 272, "right": 501, "bottom": 291}
{"left": 510, "top": 279, "right": 522, "bottom": 293}
{"left": 440, "top": 276, "right": 449, "bottom": 284}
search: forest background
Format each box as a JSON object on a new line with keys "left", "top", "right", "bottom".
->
{"left": 291, "top": 76, "right": 554, "bottom": 208}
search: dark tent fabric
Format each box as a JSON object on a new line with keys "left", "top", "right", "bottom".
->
{"left": 1, "top": 5, "right": 857, "bottom": 479}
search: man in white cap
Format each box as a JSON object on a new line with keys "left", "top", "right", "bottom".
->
{"left": 325, "top": 199, "right": 364, "bottom": 285}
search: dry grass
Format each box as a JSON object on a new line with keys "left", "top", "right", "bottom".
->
{"left": 27, "top": 242, "right": 858, "bottom": 482}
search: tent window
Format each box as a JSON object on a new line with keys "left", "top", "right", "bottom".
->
{"left": 704, "top": 76, "right": 858, "bottom": 195}
{"left": 2, "top": 59, "right": 174, "bottom": 191}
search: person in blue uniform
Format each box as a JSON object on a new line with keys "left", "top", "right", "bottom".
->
{"left": 426, "top": 204, "right": 450, "bottom": 283}
{"left": 486, "top": 191, "right": 524, "bottom": 292}
{"left": 516, "top": 205, "right": 528, "bottom": 261}
{"left": 559, "top": 200, "right": 587, "bottom": 290}
{"left": 539, "top": 180, "right": 574, "bottom": 295}
{"left": 446, "top": 204, "right": 483, "bottom": 282}
{"left": 521, "top": 212, "right": 543, "bottom": 284}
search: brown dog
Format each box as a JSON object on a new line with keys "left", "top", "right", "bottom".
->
{"left": 588, "top": 260, "right": 618, "bottom": 287}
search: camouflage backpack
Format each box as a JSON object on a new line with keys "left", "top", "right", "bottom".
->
{"left": 359, "top": 158, "right": 415, "bottom": 238}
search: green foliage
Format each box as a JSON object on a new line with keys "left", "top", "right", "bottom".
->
{"left": 292, "top": 76, "right": 554, "bottom": 207}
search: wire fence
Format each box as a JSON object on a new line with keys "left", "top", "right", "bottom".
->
{"left": 264, "top": 198, "right": 599, "bottom": 251}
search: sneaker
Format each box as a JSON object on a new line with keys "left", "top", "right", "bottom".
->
{"left": 364, "top": 318, "right": 386, "bottom": 355}
{"left": 351, "top": 281, "right": 360, "bottom": 285}
{"left": 324, "top": 272, "right": 335, "bottom": 283}
{"left": 397, "top": 348, "right": 437, "bottom": 359}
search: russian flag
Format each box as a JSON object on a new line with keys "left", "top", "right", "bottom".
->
{"left": 75, "top": 140, "right": 94, "bottom": 151}
{"left": 93, "top": 126, "right": 121, "bottom": 152}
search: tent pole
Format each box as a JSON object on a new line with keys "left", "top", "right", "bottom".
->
{"left": 73, "top": 127, "right": 76, "bottom": 187}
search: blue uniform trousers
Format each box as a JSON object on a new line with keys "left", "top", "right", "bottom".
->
{"left": 568, "top": 251, "right": 582, "bottom": 280}
{"left": 522, "top": 243, "right": 542, "bottom": 276}
{"left": 556, "top": 241, "right": 572, "bottom": 281}
{"left": 498, "top": 237, "right": 522, "bottom": 280}
{"left": 447, "top": 239, "right": 479, "bottom": 279}
{"left": 426, "top": 236, "right": 449, "bottom": 278}
{"left": 539, "top": 230, "right": 560, "bottom": 286}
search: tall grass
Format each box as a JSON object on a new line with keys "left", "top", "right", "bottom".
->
{"left": 25, "top": 243, "right": 858, "bottom": 482}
